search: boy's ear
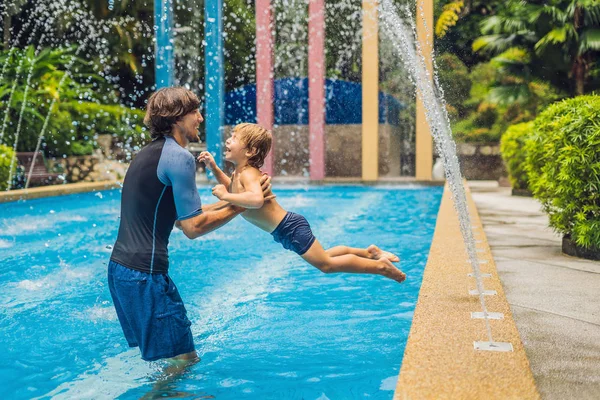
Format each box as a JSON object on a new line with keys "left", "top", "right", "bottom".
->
{"left": 245, "top": 147, "right": 258, "bottom": 158}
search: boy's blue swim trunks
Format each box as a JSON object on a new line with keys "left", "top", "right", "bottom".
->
{"left": 107, "top": 260, "right": 194, "bottom": 361}
{"left": 271, "top": 212, "right": 317, "bottom": 255}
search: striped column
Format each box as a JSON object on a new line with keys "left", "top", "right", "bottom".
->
{"left": 256, "top": 0, "right": 274, "bottom": 175}
{"left": 308, "top": 0, "right": 325, "bottom": 181}
{"left": 362, "top": 0, "right": 379, "bottom": 181}
{"left": 154, "top": 0, "right": 174, "bottom": 88}
{"left": 205, "top": 0, "right": 225, "bottom": 172}
{"left": 415, "top": 0, "right": 433, "bottom": 180}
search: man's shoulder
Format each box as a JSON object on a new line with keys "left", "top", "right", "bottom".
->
{"left": 162, "top": 138, "right": 195, "bottom": 164}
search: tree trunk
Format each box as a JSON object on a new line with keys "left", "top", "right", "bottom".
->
{"left": 572, "top": 56, "right": 585, "bottom": 95}
{"left": 572, "top": 5, "right": 585, "bottom": 95}
{"left": 2, "top": 14, "right": 10, "bottom": 50}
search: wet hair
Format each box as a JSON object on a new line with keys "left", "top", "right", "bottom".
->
{"left": 143, "top": 87, "right": 201, "bottom": 139}
{"left": 235, "top": 123, "right": 272, "bottom": 169}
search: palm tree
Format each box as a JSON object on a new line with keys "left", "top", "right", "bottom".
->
{"left": 473, "top": 0, "right": 600, "bottom": 95}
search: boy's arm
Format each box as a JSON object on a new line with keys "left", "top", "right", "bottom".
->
{"left": 198, "top": 151, "right": 231, "bottom": 187}
{"left": 212, "top": 166, "right": 231, "bottom": 188}
{"left": 213, "top": 169, "right": 265, "bottom": 209}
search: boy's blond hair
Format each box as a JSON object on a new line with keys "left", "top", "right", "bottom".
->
{"left": 235, "top": 123, "right": 272, "bottom": 169}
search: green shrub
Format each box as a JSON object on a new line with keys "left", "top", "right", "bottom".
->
{"left": 525, "top": 95, "right": 600, "bottom": 250}
{"left": 472, "top": 102, "right": 498, "bottom": 128}
{"left": 452, "top": 116, "right": 502, "bottom": 143}
{"left": 500, "top": 121, "right": 534, "bottom": 190}
{"left": 45, "top": 102, "right": 147, "bottom": 157}
{"left": 0, "top": 144, "right": 16, "bottom": 191}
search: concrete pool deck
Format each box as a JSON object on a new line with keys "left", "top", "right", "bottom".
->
{"left": 395, "top": 182, "right": 540, "bottom": 399}
{"left": 469, "top": 181, "right": 600, "bottom": 399}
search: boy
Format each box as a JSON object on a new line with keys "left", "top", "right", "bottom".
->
{"left": 198, "top": 123, "right": 406, "bottom": 283}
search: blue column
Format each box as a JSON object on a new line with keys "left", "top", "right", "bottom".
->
{"left": 155, "top": 0, "right": 174, "bottom": 88}
{"left": 204, "top": 0, "right": 225, "bottom": 173}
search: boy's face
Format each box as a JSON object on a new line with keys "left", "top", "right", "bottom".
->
{"left": 225, "top": 129, "right": 251, "bottom": 164}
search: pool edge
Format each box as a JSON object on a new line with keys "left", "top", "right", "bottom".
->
{"left": 0, "top": 181, "right": 121, "bottom": 203}
{"left": 394, "top": 183, "right": 540, "bottom": 399}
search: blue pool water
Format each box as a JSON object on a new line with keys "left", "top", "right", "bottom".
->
{"left": 0, "top": 185, "right": 442, "bottom": 399}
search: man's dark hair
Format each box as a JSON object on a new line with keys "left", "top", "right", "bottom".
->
{"left": 143, "top": 87, "right": 201, "bottom": 139}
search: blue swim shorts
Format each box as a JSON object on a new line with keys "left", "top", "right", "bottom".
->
{"left": 271, "top": 212, "right": 317, "bottom": 255}
{"left": 107, "top": 260, "right": 194, "bottom": 361}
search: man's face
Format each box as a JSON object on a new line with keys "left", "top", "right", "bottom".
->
{"left": 178, "top": 109, "right": 203, "bottom": 143}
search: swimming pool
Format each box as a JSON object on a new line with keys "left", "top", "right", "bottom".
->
{"left": 0, "top": 185, "right": 442, "bottom": 399}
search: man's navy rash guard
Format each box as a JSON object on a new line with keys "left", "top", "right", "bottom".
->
{"left": 110, "top": 136, "right": 202, "bottom": 274}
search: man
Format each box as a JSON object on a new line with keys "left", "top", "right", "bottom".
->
{"left": 107, "top": 87, "right": 272, "bottom": 363}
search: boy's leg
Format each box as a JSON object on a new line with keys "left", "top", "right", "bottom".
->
{"left": 325, "top": 245, "right": 400, "bottom": 262}
{"left": 302, "top": 240, "right": 406, "bottom": 283}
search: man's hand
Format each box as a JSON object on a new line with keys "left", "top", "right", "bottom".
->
{"left": 212, "top": 184, "right": 229, "bottom": 200}
{"left": 259, "top": 173, "right": 276, "bottom": 201}
{"left": 198, "top": 151, "right": 217, "bottom": 171}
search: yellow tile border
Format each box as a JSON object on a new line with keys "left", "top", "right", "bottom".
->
{"left": 0, "top": 181, "right": 121, "bottom": 203}
{"left": 394, "top": 184, "right": 540, "bottom": 399}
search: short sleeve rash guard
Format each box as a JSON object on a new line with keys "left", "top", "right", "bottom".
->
{"left": 110, "top": 136, "right": 202, "bottom": 274}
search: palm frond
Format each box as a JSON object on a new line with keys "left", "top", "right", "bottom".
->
{"left": 534, "top": 25, "right": 577, "bottom": 54}
{"left": 540, "top": 5, "right": 568, "bottom": 24}
{"left": 579, "top": 28, "right": 600, "bottom": 54}
{"left": 488, "top": 84, "right": 533, "bottom": 105}
{"left": 473, "top": 34, "right": 519, "bottom": 54}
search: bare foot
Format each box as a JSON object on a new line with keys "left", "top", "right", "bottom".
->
{"left": 379, "top": 257, "right": 406, "bottom": 283}
{"left": 368, "top": 244, "right": 400, "bottom": 263}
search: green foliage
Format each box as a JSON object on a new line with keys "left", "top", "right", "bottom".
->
{"left": 472, "top": 102, "right": 498, "bottom": 127}
{"left": 436, "top": 53, "right": 472, "bottom": 115}
{"left": 436, "top": 1, "right": 464, "bottom": 38}
{"left": 434, "top": 0, "right": 506, "bottom": 67}
{"left": 58, "top": 102, "right": 148, "bottom": 156}
{"left": 0, "top": 46, "right": 146, "bottom": 158}
{"left": 525, "top": 95, "right": 600, "bottom": 250}
{"left": 0, "top": 144, "right": 16, "bottom": 191}
{"left": 500, "top": 121, "right": 534, "bottom": 190}
{"left": 473, "top": 0, "right": 600, "bottom": 95}
{"left": 452, "top": 51, "right": 564, "bottom": 144}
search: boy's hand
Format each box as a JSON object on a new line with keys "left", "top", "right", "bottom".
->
{"left": 198, "top": 151, "right": 216, "bottom": 171}
{"left": 212, "top": 184, "right": 228, "bottom": 200}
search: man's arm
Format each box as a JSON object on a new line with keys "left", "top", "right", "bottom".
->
{"left": 179, "top": 203, "right": 243, "bottom": 239}
{"left": 201, "top": 200, "right": 230, "bottom": 212}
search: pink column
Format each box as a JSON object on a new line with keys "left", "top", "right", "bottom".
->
{"left": 256, "top": 0, "right": 274, "bottom": 175}
{"left": 308, "top": 0, "right": 325, "bottom": 180}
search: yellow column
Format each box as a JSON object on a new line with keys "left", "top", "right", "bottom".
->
{"left": 415, "top": 0, "right": 433, "bottom": 180}
{"left": 362, "top": 0, "right": 379, "bottom": 181}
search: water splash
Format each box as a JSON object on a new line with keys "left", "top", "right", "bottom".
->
{"left": 379, "top": 0, "right": 494, "bottom": 343}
